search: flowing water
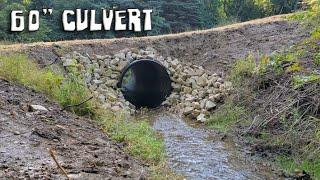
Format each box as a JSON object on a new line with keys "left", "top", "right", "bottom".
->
{"left": 148, "top": 112, "right": 276, "bottom": 180}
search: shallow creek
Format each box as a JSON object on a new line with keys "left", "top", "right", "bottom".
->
{"left": 141, "top": 112, "right": 277, "bottom": 180}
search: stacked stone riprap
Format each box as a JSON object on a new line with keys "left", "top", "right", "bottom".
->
{"left": 60, "top": 47, "right": 232, "bottom": 122}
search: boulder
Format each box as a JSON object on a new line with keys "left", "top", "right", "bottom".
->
{"left": 114, "top": 52, "right": 126, "bottom": 60}
{"left": 93, "top": 79, "right": 104, "bottom": 85}
{"left": 107, "top": 93, "right": 117, "bottom": 102}
{"left": 197, "top": 113, "right": 207, "bottom": 123}
{"left": 62, "top": 58, "right": 76, "bottom": 67}
{"left": 183, "top": 107, "right": 194, "bottom": 116}
{"left": 205, "top": 101, "right": 217, "bottom": 111}
{"left": 29, "top": 105, "right": 48, "bottom": 112}
{"left": 98, "top": 94, "right": 106, "bottom": 102}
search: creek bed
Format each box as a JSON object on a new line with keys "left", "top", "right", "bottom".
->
{"left": 149, "top": 112, "right": 276, "bottom": 180}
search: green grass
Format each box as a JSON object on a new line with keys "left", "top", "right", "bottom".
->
{"left": 287, "top": 10, "right": 315, "bottom": 21}
{"left": 0, "top": 54, "right": 63, "bottom": 94}
{"left": 213, "top": 6, "right": 320, "bottom": 179}
{"left": 94, "top": 109, "right": 183, "bottom": 179}
{"left": 277, "top": 156, "right": 320, "bottom": 179}
{"left": 96, "top": 110, "right": 164, "bottom": 163}
{"left": 206, "top": 102, "right": 247, "bottom": 132}
{"left": 0, "top": 54, "right": 93, "bottom": 115}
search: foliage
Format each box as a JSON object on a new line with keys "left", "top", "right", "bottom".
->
{"left": 0, "top": 0, "right": 305, "bottom": 42}
{"left": 0, "top": 54, "right": 93, "bottom": 115}
{"left": 276, "top": 156, "right": 320, "bottom": 179}
{"left": 292, "top": 74, "right": 320, "bottom": 88}
{"left": 209, "top": 6, "right": 320, "bottom": 178}
{"left": 314, "top": 53, "right": 320, "bottom": 65}
{"left": 0, "top": 1, "right": 50, "bottom": 42}
{"left": 228, "top": 54, "right": 256, "bottom": 87}
{"left": 94, "top": 109, "right": 183, "bottom": 179}
{"left": 206, "top": 101, "right": 247, "bottom": 132}
{"left": 96, "top": 110, "right": 164, "bottom": 164}
{"left": 0, "top": 54, "right": 62, "bottom": 94}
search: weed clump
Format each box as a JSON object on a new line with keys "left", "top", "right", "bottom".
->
{"left": 206, "top": 102, "right": 247, "bottom": 132}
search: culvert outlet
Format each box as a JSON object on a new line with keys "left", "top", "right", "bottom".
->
{"left": 118, "top": 59, "right": 173, "bottom": 108}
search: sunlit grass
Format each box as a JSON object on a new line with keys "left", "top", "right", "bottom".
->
{"left": 0, "top": 54, "right": 93, "bottom": 115}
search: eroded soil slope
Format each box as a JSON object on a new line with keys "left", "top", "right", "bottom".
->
{"left": 0, "top": 15, "right": 309, "bottom": 73}
{"left": 0, "top": 79, "right": 146, "bottom": 179}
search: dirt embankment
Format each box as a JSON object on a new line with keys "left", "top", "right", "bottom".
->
{"left": 0, "top": 14, "right": 310, "bottom": 179}
{"left": 0, "top": 15, "right": 309, "bottom": 74}
{"left": 0, "top": 79, "right": 146, "bottom": 179}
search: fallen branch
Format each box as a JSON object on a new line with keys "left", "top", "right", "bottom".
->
{"left": 61, "top": 96, "right": 93, "bottom": 111}
{"left": 49, "top": 148, "right": 70, "bottom": 180}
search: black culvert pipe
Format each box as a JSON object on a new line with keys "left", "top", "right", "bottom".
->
{"left": 118, "top": 59, "right": 172, "bottom": 108}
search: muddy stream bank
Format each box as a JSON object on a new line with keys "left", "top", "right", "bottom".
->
{"left": 138, "top": 111, "right": 278, "bottom": 180}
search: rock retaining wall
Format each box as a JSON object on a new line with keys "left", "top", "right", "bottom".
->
{"left": 61, "top": 48, "right": 232, "bottom": 122}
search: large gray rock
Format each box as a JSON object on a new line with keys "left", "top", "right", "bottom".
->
{"left": 29, "top": 105, "right": 48, "bottom": 112}
{"left": 197, "top": 113, "right": 207, "bottom": 123}
{"left": 114, "top": 52, "right": 126, "bottom": 60}
{"left": 62, "top": 58, "right": 75, "bottom": 67}
{"left": 205, "top": 101, "right": 217, "bottom": 111}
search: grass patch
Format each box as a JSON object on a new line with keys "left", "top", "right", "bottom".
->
{"left": 0, "top": 54, "right": 63, "bottom": 95}
{"left": 287, "top": 10, "right": 315, "bottom": 21}
{"left": 276, "top": 156, "right": 320, "bottom": 179}
{"left": 206, "top": 102, "right": 247, "bottom": 132}
{"left": 94, "top": 109, "right": 183, "bottom": 179}
{"left": 96, "top": 110, "right": 164, "bottom": 163}
{"left": 216, "top": 6, "right": 320, "bottom": 179}
{"left": 0, "top": 54, "right": 93, "bottom": 115}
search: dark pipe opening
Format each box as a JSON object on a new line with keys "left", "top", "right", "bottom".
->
{"left": 118, "top": 59, "right": 172, "bottom": 108}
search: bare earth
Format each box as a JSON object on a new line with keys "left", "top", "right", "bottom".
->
{"left": 0, "top": 79, "right": 146, "bottom": 179}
